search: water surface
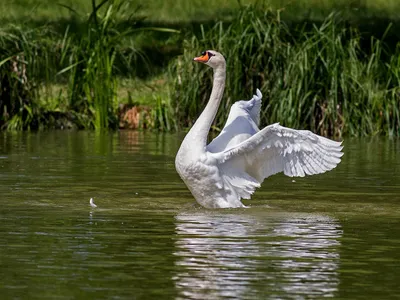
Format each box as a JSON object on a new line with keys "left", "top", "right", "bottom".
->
{"left": 0, "top": 131, "right": 399, "bottom": 299}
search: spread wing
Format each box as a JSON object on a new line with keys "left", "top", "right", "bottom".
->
{"left": 207, "top": 89, "right": 262, "bottom": 153}
{"left": 216, "top": 123, "right": 344, "bottom": 183}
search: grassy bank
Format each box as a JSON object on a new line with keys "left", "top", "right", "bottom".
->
{"left": 0, "top": 0, "right": 179, "bottom": 130}
{"left": 1, "top": 0, "right": 400, "bottom": 135}
{"left": 170, "top": 7, "right": 400, "bottom": 137}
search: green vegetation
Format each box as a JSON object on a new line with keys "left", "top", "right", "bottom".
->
{"left": 1, "top": 0, "right": 400, "bottom": 135}
{"left": 0, "top": 0, "right": 178, "bottom": 130}
{"left": 170, "top": 7, "right": 400, "bottom": 137}
{"left": 3, "top": 0, "right": 400, "bottom": 24}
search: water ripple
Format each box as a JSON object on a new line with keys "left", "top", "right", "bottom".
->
{"left": 173, "top": 212, "right": 342, "bottom": 299}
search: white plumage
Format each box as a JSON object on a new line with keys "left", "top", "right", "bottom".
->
{"left": 90, "top": 198, "right": 97, "bottom": 208}
{"left": 175, "top": 50, "right": 343, "bottom": 208}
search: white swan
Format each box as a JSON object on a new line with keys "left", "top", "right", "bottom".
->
{"left": 175, "top": 50, "right": 343, "bottom": 209}
{"left": 90, "top": 198, "right": 97, "bottom": 208}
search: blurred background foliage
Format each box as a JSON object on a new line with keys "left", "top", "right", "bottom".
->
{"left": 0, "top": 0, "right": 399, "bottom": 136}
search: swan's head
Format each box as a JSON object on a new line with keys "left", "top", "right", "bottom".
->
{"left": 193, "top": 50, "right": 225, "bottom": 69}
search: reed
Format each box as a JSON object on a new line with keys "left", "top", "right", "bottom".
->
{"left": 0, "top": 26, "right": 61, "bottom": 130}
{"left": 59, "top": 0, "right": 179, "bottom": 130}
{"left": 169, "top": 4, "right": 400, "bottom": 137}
{"left": 57, "top": 0, "right": 130, "bottom": 130}
{"left": 1, "top": 1, "right": 400, "bottom": 135}
{"left": 3, "top": 0, "right": 400, "bottom": 25}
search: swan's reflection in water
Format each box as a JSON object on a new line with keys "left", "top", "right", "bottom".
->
{"left": 173, "top": 212, "right": 342, "bottom": 299}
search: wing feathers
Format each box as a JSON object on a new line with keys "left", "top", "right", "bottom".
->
{"left": 221, "top": 167, "right": 260, "bottom": 199}
{"left": 218, "top": 123, "right": 343, "bottom": 182}
{"left": 249, "top": 89, "right": 262, "bottom": 126}
{"left": 206, "top": 92, "right": 343, "bottom": 205}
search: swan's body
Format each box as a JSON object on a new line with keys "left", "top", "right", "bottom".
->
{"left": 175, "top": 50, "right": 343, "bottom": 208}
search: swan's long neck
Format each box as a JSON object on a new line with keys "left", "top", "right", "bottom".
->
{"left": 186, "top": 64, "right": 226, "bottom": 151}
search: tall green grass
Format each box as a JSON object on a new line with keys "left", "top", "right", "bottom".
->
{"left": 0, "top": 0, "right": 178, "bottom": 130}
{"left": 58, "top": 0, "right": 178, "bottom": 130}
{"left": 1, "top": 1, "right": 400, "bottom": 135}
{"left": 0, "top": 26, "right": 60, "bottom": 130}
{"left": 3, "top": 0, "right": 400, "bottom": 24}
{"left": 169, "top": 4, "right": 400, "bottom": 137}
{"left": 59, "top": 0, "right": 128, "bottom": 130}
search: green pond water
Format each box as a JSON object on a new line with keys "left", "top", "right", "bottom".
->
{"left": 0, "top": 131, "right": 399, "bottom": 299}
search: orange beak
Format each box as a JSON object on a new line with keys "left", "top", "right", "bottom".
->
{"left": 193, "top": 52, "right": 210, "bottom": 63}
